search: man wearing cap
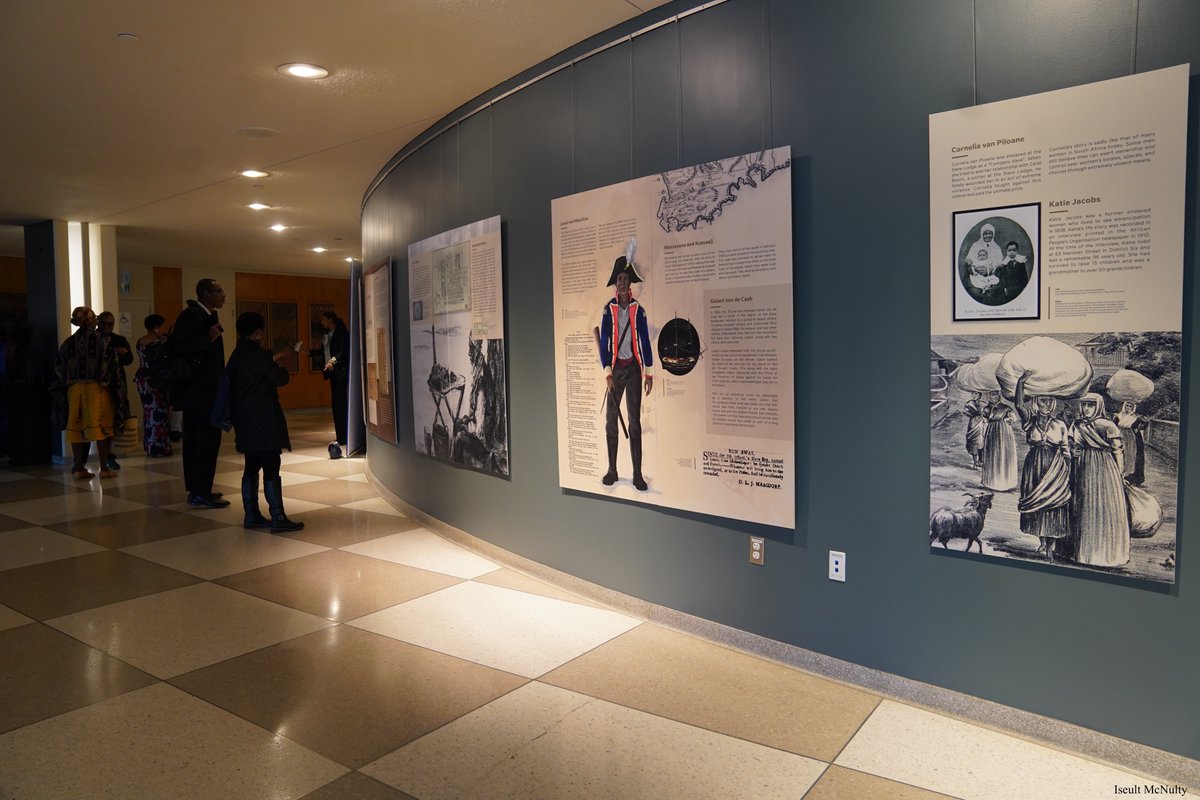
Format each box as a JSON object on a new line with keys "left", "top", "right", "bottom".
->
{"left": 599, "top": 247, "right": 653, "bottom": 491}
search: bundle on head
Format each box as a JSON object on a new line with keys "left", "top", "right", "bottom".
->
{"left": 929, "top": 492, "right": 994, "bottom": 553}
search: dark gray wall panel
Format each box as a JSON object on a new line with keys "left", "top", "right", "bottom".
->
{"left": 632, "top": 23, "right": 682, "bottom": 176}
{"left": 976, "top": 0, "right": 1138, "bottom": 102}
{"left": 1136, "top": 0, "right": 1200, "bottom": 70}
{"left": 360, "top": 0, "right": 1200, "bottom": 760}
{"left": 574, "top": 44, "right": 634, "bottom": 191}
{"left": 679, "top": 0, "right": 768, "bottom": 164}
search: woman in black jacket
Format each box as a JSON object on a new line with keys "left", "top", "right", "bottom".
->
{"left": 226, "top": 312, "right": 303, "bottom": 532}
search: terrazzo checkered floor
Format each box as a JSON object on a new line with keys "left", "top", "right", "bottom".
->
{"left": 0, "top": 410, "right": 1188, "bottom": 799}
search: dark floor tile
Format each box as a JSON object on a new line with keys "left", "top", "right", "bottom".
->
{"left": 0, "top": 623, "right": 157, "bottom": 733}
{"left": 0, "top": 513, "right": 32, "bottom": 533}
{"left": 45, "top": 507, "right": 227, "bottom": 548}
{"left": 0, "top": 550, "right": 202, "bottom": 620}
{"left": 300, "top": 771, "right": 417, "bottom": 800}
{"left": 287, "top": 506, "right": 420, "bottom": 548}
{"left": 216, "top": 550, "right": 460, "bottom": 621}
{"left": 0, "top": 478, "right": 87, "bottom": 502}
{"left": 170, "top": 625, "right": 526, "bottom": 769}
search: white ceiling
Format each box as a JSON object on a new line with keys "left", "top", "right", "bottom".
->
{"left": 0, "top": 0, "right": 667, "bottom": 276}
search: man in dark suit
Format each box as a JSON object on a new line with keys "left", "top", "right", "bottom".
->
{"left": 169, "top": 278, "right": 229, "bottom": 507}
{"left": 309, "top": 311, "right": 350, "bottom": 457}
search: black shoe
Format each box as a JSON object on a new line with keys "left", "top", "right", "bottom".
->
{"left": 633, "top": 474, "right": 648, "bottom": 491}
{"left": 188, "top": 493, "right": 231, "bottom": 508}
{"left": 241, "top": 476, "right": 270, "bottom": 529}
{"left": 105, "top": 457, "right": 121, "bottom": 471}
{"left": 263, "top": 476, "right": 304, "bottom": 533}
{"left": 602, "top": 469, "right": 617, "bottom": 486}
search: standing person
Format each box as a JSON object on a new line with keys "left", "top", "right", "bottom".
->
{"left": 979, "top": 390, "right": 1018, "bottom": 492}
{"left": 133, "top": 314, "right": 172, "bottom": 457}
{"left": 1013, "top": 374, "right": 1072, "bottom": 561}
{"left": 962, "top": 391, "right": 986, "bottom": 470}
{"left": 996, "top": 241, "right": 1029, "bottom": 304}
{"left": 54, "top": 307, "right": 118, "bottom": 479}
{"left": 170, "top": 279, "right": 229, "bottom": 508}
{"left": 1113, "top": 400, "right": 1149, "bottom": 486}
{"left": 599, "top": 245, "right": 653, "bottom": 491}
{"left": 228, "top": 312, "right": 303, "bottom": 532}
{"left": 309, "top": 310, "right": 349, "bottom": 457}
{"left": 96, "top": 311, "right": 133, "bottom": 470}
{"left": 1070, "top": 393, "right": 1130, "bottom": 567}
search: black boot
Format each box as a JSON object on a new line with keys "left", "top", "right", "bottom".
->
{"left": 241, "top": 475, "right": 271, "bottom": 529}
{"left": 631, "top": 437, "right": 647, "bottom": 491}
{"left": 263, "top": 476, "right": 304, "bottom": 533}
{"left": 602, "top": 436, "right": 618, "bottom": 485}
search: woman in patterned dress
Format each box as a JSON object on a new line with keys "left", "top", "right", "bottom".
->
{"left": 133, "top": 314, "right": 172, "bottom": 457}
{"left": 1070, "top": 393, "right": 1130, "bottom": 568}
{"left": 1013, "top": 373, "right": 1072, "bottom": 560}
{"left": 980, "top": 391, "right": 1018, "bottom": 492}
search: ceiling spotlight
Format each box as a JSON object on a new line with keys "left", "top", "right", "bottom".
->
{"left": 240, "top": 169, "right": 270, "bottom": 178}
{"left": 247, "top": 203, "right": 271, "bottom": 210}
{"left": 344, "top": 257, "right": 354, "bottom": 263}
{"left": 312, "top": 247, "right": 327, "bottom": 253}
{"left": 270, "top": 224, "right": 288, "bottom": 232}
{"left": 278, "top": 63, "right": 329, "bottom": 79}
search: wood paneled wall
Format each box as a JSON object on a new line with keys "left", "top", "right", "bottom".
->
{"left": 234, "top": 272, "right": 351, "bottom": 410}
{"left": 152, "top": 267, "right": 183, "bottom": 325}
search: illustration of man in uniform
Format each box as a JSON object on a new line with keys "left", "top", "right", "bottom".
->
{"left": 599, "top": 241, "right": 653, "bottom": 491}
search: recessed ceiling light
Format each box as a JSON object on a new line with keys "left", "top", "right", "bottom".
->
{"left": 270, "top": 224, "right": 288, "bottom": 232}
{"left": 278, "top": 63, "right": 329, "bottom": 79}
{"left": 247, "top": 203, "right": 271, "bottom": 210}
{"left": 117, "top": 32, "right": 139, "bottom": 42}
{"left": 235, "top": 127, "right": 279, "bottom": 139}
{"left": 312, "top": 247, "right": 327, "bottom": 253}
{"left": 241, "top": 169, "right": 269, "bottom": 178}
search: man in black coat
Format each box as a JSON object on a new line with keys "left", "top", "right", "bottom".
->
{"left": 309, "top": 311, "right": 350, "bottom": 456}
{"left": 169, "top": 278, "right": 229, "bottom": 508}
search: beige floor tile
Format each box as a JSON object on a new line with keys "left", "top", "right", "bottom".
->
{"left": 0, "top": 468, "right": 31, "bottom": 482}
{"left": 300, "top": 771, "right": 418, "bottom": 800}
{"left": 473, "top": 568, "right": 605, "bottom": 608}
{"left": 0, "top": 492, "right": 151, "bottom": 526}
{"left": 216, "top": 549, "right": 461, "bottom": 621}
{"left": 48, "top": 582, "right": 335, "bottom": 678}
{"left": 139, "top": 460, "right": 187, "bottom": 478}
{"left": 0, "top": 478, "right": 87, "bottom": 502}
{"left": 280, "top": 452, "right": 323, "bottom": 465}
{"left": 283, "top": 478, "right": 382, "bottom": 506}
{"left": 0, "top": 683, "right": 347, "bottom": 799}
{"left": 0, "top": 526, "right": 107, "bottom": 570}
{"left": 349, "top": 582, "right": 640, "bottom": 678}
{"left": 41, "top": 466, "right": 176, "bottom": 488}
{"left": 363, "top": 681, "right": 826, "bottom": 800}
{"left": 171, "top": 625, "right": 527, "bottom": 769}
{"left": 835, "top": 700, "right": 1188, "bottom": 799}
{"left": 0, "top": 550, "right": 201, "bottom": 619}
{"left": 341, "top": 527, "right": 499, "bottom": 579}
{"left": 340, "top": 497, "right": 406, "bottom": 516}
{"left": 44, "top": 506, "right": 228, "bottom": 548}
{"left": 0, "top": 623, "right": 156, "bottom": 733}
{"left": 286, "top": 506, "right": 421, "bottom": 548}
{"left": 335, "top": 473, "right": 370, "bottom": 483}
{"left": 0, "top": 603, "right": 32, "bottom": 632}
{"left": 804, "top": 766, "right": 958, "bottom": 800}
{"left": 121, "top": 526, "right": 329, "bottom": 579}
{"left": 283, "top": 458, "right": 368, "bottom": 478}
{"left": 544, "top": 625, "right": 880, "bottom": 761}
{"left": 212, "top": 468, "right": 327, "bottom": 489}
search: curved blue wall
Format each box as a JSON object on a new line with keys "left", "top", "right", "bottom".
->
{"left": 362, "top": 0, "right": 1200, "bottom": 760}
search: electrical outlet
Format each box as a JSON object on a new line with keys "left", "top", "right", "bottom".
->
{"left": 829, "top": 550, "right": 846, "bottom": 582}
{"left": 749, "top": 536, "right": 765, "bottom": 565}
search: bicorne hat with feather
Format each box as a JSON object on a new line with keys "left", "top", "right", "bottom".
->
{"left": 606, "top": 237, "right": 644, "bottom": 286}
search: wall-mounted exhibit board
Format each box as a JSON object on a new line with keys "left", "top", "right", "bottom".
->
{"left": 407, "top": 216, "right": 508, "bottom": 476}
{"left": 364, "top": 257, "right": 397, "bottom": 444}
{"left": 553, "top": 147, "right": 794, "bottom": 528}
{"left": 929, "top": 65, "right": 1188, "bottom": 583}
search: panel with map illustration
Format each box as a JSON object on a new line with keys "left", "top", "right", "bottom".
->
{"left": 657, "top": 150, "right": 793, "bottom": 233}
